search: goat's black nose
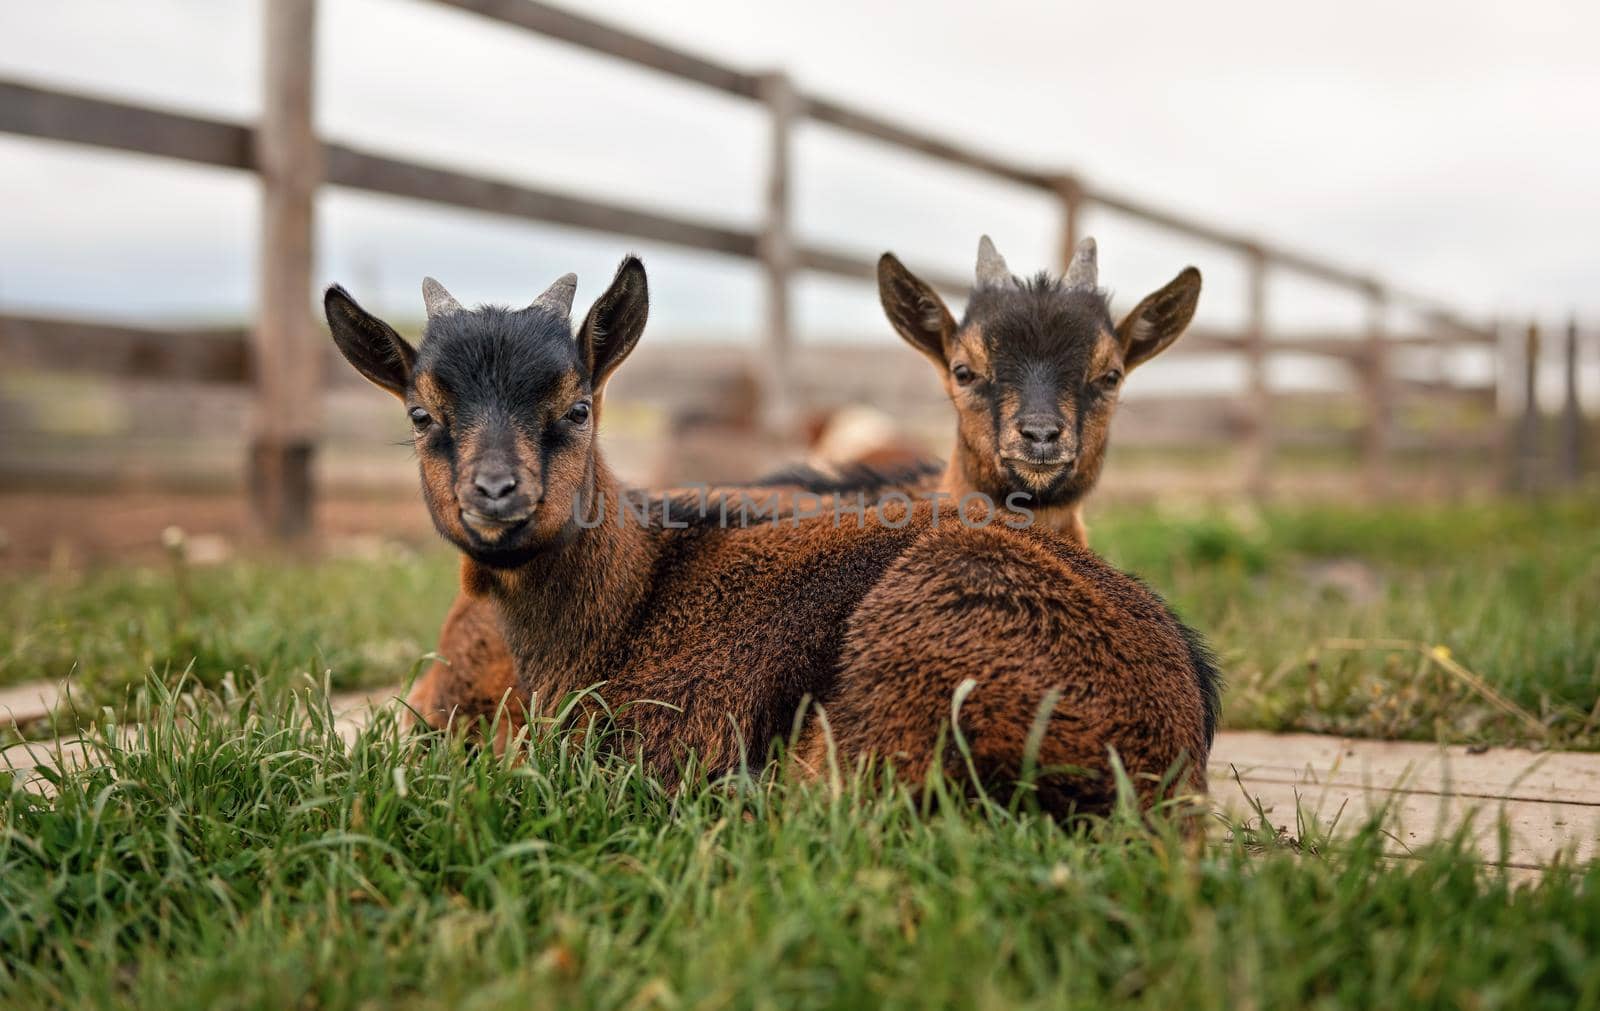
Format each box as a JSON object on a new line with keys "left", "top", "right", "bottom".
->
{"left": 473, "top": 470, "right": 518, "bottom": 501}
{"left": 1019, "top": 420, "right": 1062, "bottom": 446}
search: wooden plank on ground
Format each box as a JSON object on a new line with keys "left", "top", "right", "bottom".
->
{"left": 0, "top": 680, "right": 61, "bottom": 727}
{"left": 1211, "top": 731, "right": 1600, "bottom": 867}
{"left": 1213, "top": 776, "right": 1597, "bottom": 868}
{"left": 8, "top": 704, "right": 1599, "bottom": 869}
{"left": 0, "top": 687, "right": 399, "bottom": 794}
{"left": 1215, "top": 730, "right": 1600, "bottom": 805}
{"left": 1, "top": 727, "right": 137, "bottom": 798}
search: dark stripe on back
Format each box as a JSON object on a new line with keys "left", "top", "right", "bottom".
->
{"left": 746, "top": 458, "right": 944, "bottom": 496}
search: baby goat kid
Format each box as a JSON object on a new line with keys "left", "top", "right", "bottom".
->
{"left": 391, "top": 275, "right": 869, "bottom": 742}
{"left": 327, "top": 258, "right": 1219, "bottom": 816}
{"left": 412, "top": 237, "right": 1201, "bottom": 745}
{"left": 880, "top": 235, "right": 1201, "bottom": 544}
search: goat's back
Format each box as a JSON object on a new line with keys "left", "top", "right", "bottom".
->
{"left": 551, "top": 502, "right": 1215, "bottom": 809}
{"left": 801, "top": 522, "right": 1214, "bottom": 815}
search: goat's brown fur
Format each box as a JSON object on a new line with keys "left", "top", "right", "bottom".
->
{"left": 405, "top": 482, "right": 874, "bottom": 741}
{"left": 791, "top": 518, "right": 1208, "bottom": 811}
{"left": 406, "top": 238, "right": 1204, "bottom": 751}
{"left": 327, "top": 257, "right": 1219, "bottom": 819}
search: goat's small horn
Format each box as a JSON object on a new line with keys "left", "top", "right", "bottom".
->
{"left": 528, "top": 272, "right": 578, "bottom": 318}
{"left": 421, "top": 277, "right": 463, "bottom": 319}
{"left": 1064, "top": 237, "right": 1098, "bottom": 289}
{"left": 975, "top": 235, "right": 1014, "bottom": 289}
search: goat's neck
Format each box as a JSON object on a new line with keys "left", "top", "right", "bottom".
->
{"left": 939, "top": 428, "right": 1088, "bottom": 546}
{"left": 938, "top": 427, "right": 1004, "bottom": 505}
{"left": 470, "top": 458, "right": 658, "bottom": 707}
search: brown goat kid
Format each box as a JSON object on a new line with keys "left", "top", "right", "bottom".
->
{"left": 329, "top": 257, "right": 1218, "bottom": 817}
{"left": 880, "top": 235, "right": 1201, "bottom": 544}
{"left": 406, "top": 478, "right": 915, "bottom": 747}
{"left": 410, "top": 237, "right": 1201, "bottom": 746}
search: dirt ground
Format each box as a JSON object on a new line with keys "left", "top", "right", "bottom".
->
{"left": 0, "top": 490, "right": 441, "bottom": 570}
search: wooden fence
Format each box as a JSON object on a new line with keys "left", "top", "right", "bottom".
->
{"left": 0, "top": 0, "right": 1586, "bottom": 535}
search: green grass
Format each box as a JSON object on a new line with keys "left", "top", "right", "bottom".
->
{"left": 0, "top": 546, "right": 458, "bottom": 720}
{"left": 2, "top": 501, "right": 1597, "bottom": 1007}
{"left": 3, "top": 685, "right": 1598, "bottom": 1009}
{"left": 3, "top": 497, "right": 1595, "bottom": 748}
{"left": 1091, "top": 496, "right": 1600, "bottom": 748}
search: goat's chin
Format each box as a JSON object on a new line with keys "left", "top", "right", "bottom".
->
{"left": 440, "top": 510, "right": 580, "bottom": 570}
{"left": 460, "top": 540, "right": 546, "bottom": 571}
{"left": 998, "top": 464, "right": 1091, "bottom": 509}
{"left": 448, "top": 525, "right": 544, "bottom": 570}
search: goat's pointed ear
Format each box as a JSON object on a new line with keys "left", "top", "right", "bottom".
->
{"left": 878, "top": 253, "right": 956, "bottom": 367}
{"left": 1115, "top": 267, "right": 1201, "bottom": 370}
{"left": 579, "top": 256, "right": 649, "bottom": 388}
{"left": 324, "top": 285, "right": 416, "bottom": 399}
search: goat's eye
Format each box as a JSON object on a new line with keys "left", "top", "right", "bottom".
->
{"left": 951, "top": 363, "right": 976, "bottom": 386}
{"left": 408, "top": 407, "right": 432, "bottom": 429}
{"left": 1097, "top": 370, "right": 1123, "bottom": 391}
{"left": 565, "top": 401, "right": 592, "bottom": 425}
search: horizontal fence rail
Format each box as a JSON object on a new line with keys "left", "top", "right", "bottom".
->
{"left": 0, "top": 0, "right": 1579, "bottom": 535}
{"left": 0, "top": 80, "right": 967, "bottom": 295}
{"left": 0, "top": 311, "right": 1496, "bottom": 385}
{"left": 432, "top": 1, "right": 1487, "bottom": 330}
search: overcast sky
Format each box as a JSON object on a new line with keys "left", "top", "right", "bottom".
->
{"left": 1, "top": 0, "right": 1595, "bottom": 353}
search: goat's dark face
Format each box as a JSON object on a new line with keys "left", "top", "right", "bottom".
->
{"left": 879, "top": 237, "right": 1201, "bottom": 508}
{"left": 325, "top": 258, "right": 649, "bottom": 566}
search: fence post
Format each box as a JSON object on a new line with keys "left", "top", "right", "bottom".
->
{"left": 1561, "top": 316, "right": 1583, "bottom": 484}
{"left": 1243, "top": 246, "right": 1270, "bottom": 499}
{"left": 1425, "top": 315, "right": 1458, "bottom": 498}
{"left": 251, "top": 0, "right": 321, "bottom": 539}
{"left": 1057, "top": 175, "right": 1085, "bottom": 269}
{"left": 1517, "top": 321, "right": 1541, "bottom": 493}
{"left": 1492, "top": 317, "right": 1519, "bottom": 492}
{"left": 1360, "top": 285, "right": 1391, "bottom": 498}
{"left": 757, "top": 72, "right": 797, "bottom": 435}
